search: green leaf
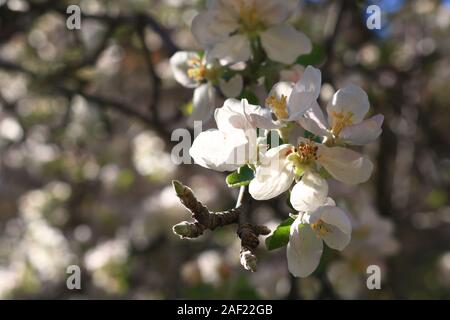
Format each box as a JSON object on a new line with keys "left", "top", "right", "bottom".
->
{"left": 226, "top": 165, "right": 255, "bottom": 188}
{"left": 296, "top": 43, "right": 325, "bottom": 66}
{"left": 239, "top": 89, "right": 260, "bottom": 105}
{"left": 265, "top": 217, "right": 295, "bottom": 251}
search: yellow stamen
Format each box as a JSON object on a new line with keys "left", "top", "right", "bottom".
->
{"left": 186, "top": 57, "right": 207, "bottom": 82}
{"left": 266, "top": 95, "right": 288, "bottom": 120}
{"left": 297, "top": 141, "right": 318, "bottom": 163}
{"left": 238, "top": 1, "right": 264, "bottom": 34}
{"left": 311, "top": 219, "right": 331, "bottom": 238}
{"left": 331, "top": 111, "right": 354, "bottom": 136}
{"left": 187, "top": 66, "right": 206, "bottom": 82}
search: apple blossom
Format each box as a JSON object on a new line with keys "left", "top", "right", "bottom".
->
{"left": 189, "top": 98, "right": 275, "bottom": 172}
{"left": 265, "top": 65, "right": 322, "bottom": 122}
{"left": 287, "top": 197, "right": 352, "bottom": 278}
{"left": 298, "top": 82, "right": 384, "bottom": 146}
{"left": 248, "top": 138, "right": 373, "bottom": 204}
{"left": 191, "top": 0, "right": 312, "bottom": 64}
{"left": 170, "top": 51, "right": 243, "bottom": 126}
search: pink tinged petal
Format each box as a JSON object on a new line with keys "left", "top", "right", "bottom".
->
{"left": 298, "top": 101, "right": 331, "bottom": 138}
{"left": 326, "top": 84, "right": 370, "bottom": 126}
{"left": 317, "top": 206, "right": 352, "bottom": 250}
{"left": 339, "top": 114, "right": 384, "bottom": 145}
{"left": 287, "top": 66, "right": 321, "bottom": 121}
{"left": 169, "top": 51, "right": 201, "bottom": 88}
{"left": 260, "top": 25, "right": 312, "bottom": 65}
{"left": 208, "top": 34, "right": 251, "bottom": 64}
{"left": 249, "top": 144, "right": 295, "bottom": 200}
{"left": 318, "top": 145, "right": 373, "bottom": 185}
{"left": 191, "top": 11, "right": 238, "bottom": 47}
{"left": 287, "top": 219, "right": 323, "bottom": 278}
{"left": 280, "top": 64, "right": 304, "bottom": 83}
{"left": 189, "top": 129, "right": 248, "bottom": 172}
{"left": 290, "top": 171, "right": 329, "bottom": 212}
{"left": 219, "top": 74, "right": 243, "bottom": 98}
{"left": 188, "top": 84, "right": 216, "bottom": 127}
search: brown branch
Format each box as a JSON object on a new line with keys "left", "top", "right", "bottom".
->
{"left": 171, "top": 181, "right": 269, "bottom": 272}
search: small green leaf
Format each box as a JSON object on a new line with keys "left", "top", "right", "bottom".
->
{"left": 265, "top": 217, "right": 295, "bottom": 251}
{"left": 296, "top": 43, "right": 325, "bottom": 66}
{"left": 226, "top": 165, "right": 255, "bottom": 188}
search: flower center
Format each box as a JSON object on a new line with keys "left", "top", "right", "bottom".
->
{"left": 187, "top": 57, "right": 207, "bottom": 82}
{"left": 266, "top": 95, "right": 288, "bottom": 120}
{"left": 330, "top": 111, "right": 354, "bottom": 136}
{"left": 311, "top": 219, "right": 331, "bottom": 238}
{"left": 238, "top": 2, "right": 265, "bottom": 35}
{"left": 297, "top": 141, "right": 318, "bottom": 163}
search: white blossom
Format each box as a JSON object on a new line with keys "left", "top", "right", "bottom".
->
{"left": 287, "top": 198, "right": 352, "bottom": 278}
{"left": 298, "top": 82, "right": 384, "bottom": 146}
{"left": 189, "top": 98, "right": 274, "bottom": 172}
{"left": 170, "top": 51, "right": 243, "bottom": 125}
{"left": 265, "top": 65, "right": 321, "bottom": 122}
{"left": 192, "top": 0, "right": 311, "bottom": 64}
{"left": 249, "top": 138, "right": 373, "bottom": 204}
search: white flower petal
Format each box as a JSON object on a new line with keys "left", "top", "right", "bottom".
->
{"left": 288, "top": 66, "right": 321, "bottom": 121}
{"left": 266, "top": 81, "right": 293, "bottom": 104}
{"left": 191, "top": 10, "right": 238, "bottom": 47}
{"left": 189, "top": 129, "right": 248, "bottom": 172}
{"left": 208, "top": 34, "right": 251, "bottom": 64}
{"left": 290, "top": 171, "right": 329, "bottom": 212}
{"left": 317, "top": 206, "right": 352, "bottom": 250}
{"left": 339, "top": 114, "right": 383, "bottom": 145}
{"left": 254, "top": 0, "right": 298, "bottom": 25}
{"left": 260, "top": 25, "right": 312, "bottom": 65}
{"left": 188, "top": 84, "right": 216, "bottom": 127}
{"left": 287, "top": 219, "right": 323, "bottom": 278}
{"left": 214, "top": 98, "right": 251, "bottom": 133}
{"left": 298, "top": 101, "right": 330, "bottom": 138}
{"left": 318, "top": 145, "right": 373, "bottom": 185}
{"left": 213, "top": 99, "right": 261, "bottom": 163}
{"left": 249, "top": 144, "right": 294, "bottom": 200}
{"left": 215, "top": 98, "right": 277, "bottom": 132}
{"left": 244, "top": 100, "right": 279, "bottom": 130}
{"left": 326, "top": 84, "right": 370, "bottom": 125}
{"left": 169, "top": 51, "right": 200, "bottom": 88}
{"left": 219, "top": 74, "right": 243, "bottom": 98}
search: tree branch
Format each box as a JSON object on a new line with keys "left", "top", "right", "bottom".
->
{"left": 171, "top": 181, "right": 270, "bottom": 272}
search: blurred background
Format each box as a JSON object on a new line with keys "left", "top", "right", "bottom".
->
{"left": 0, "top": 0, "right": 449, "bottom": 299}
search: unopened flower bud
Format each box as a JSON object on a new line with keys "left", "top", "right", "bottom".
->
{"left": 173, "top": 221, "right": 192, "bottom": 238}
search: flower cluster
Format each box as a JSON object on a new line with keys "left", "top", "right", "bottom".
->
{"left": 171, "top": 0, "right": 384, "bottom": 278}
{"left": 170, "top": 0, "right": 311, "bottom": 126}
{"left": 188, "top": 65, "right": 383, "bottom": 277}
